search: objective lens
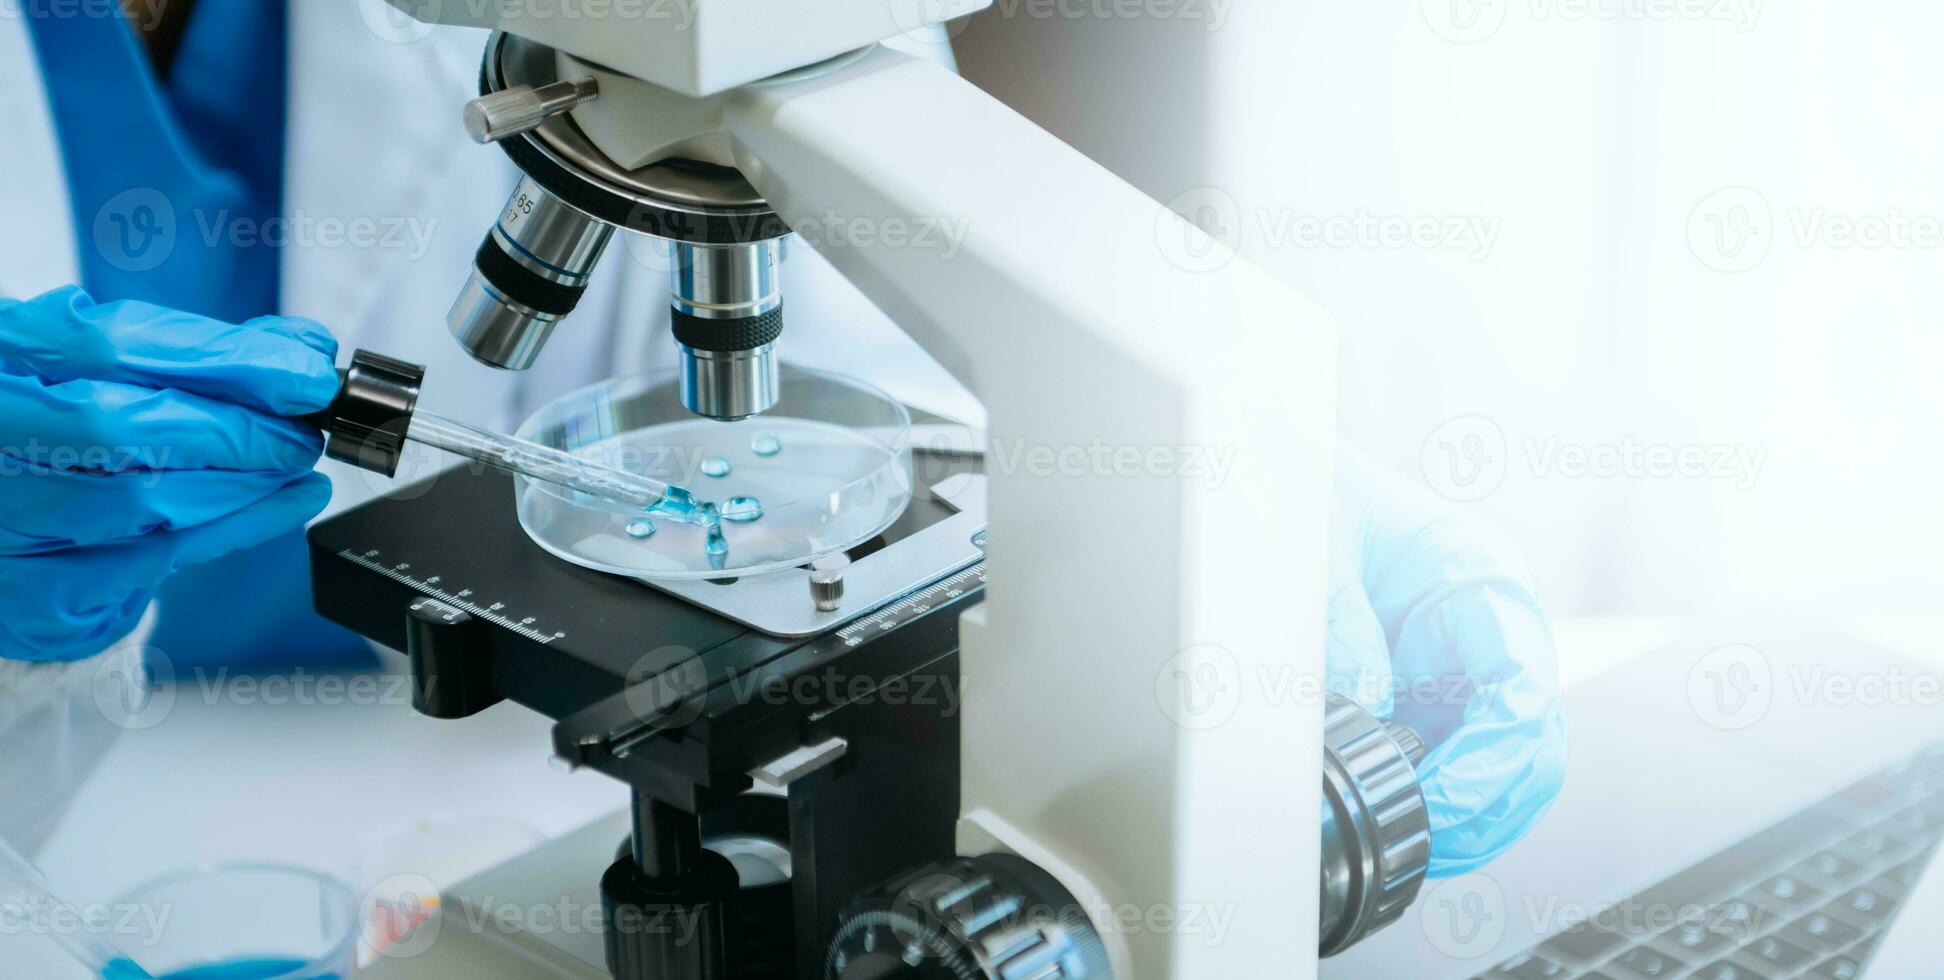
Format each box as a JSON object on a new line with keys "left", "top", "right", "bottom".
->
{"left": 670, "top": 240, "right": 784, "bottom": 420}
{"left": 449, "top": 176, "right": 614, "bottom": 370}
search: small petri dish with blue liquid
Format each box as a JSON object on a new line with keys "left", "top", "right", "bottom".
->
{"left": 513, "top": 365, "right": 913, "bottom": 580}
{"left": 107, "top": 864, "right": 357, "bottom": 979}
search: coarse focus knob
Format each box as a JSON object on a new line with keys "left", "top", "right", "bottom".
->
{"left": 1318, "top": 692, "right": 1433, "bottom": 957}
{"left": 826, "top": 854, "right": 1111, "bottom": 980}
{"left": 464, "top": 78, "right": 598, "bottom": 144}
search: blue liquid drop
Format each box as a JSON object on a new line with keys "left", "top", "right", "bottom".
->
{"left": 148, "top": 959, "right": 325, "bottom": 980}
{"left": 750, "top": 435, "right": 782, "bottom": 457}
{"left": 646, "top": 485, "right": 700, "bottom": 523}
{"left": 701, "top": 457, "right": 732, "bottom": 478}
{"left": 102, "top": 960, "right": 154, "bottom": 980}
{"left": 697, "top": 503, "right": 729, "bottom": 570}
{"left": 625, "top": 518, "right": 656, "bottom": 539}
{"left": 721, "top": 496, "right": 765, "bottom": 523}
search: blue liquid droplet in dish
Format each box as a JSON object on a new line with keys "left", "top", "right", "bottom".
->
{"left": 625, "top": 518, "right": 657, "bottom": 539}
{"left": 721, "top": 497, "right": 765, "bottom": 523}
{"left": 750, "top": 434, "right": 781, "bottom": 457}
{"left": 646, "top": 485, "right": 700, "bottom": 523}
{"left": 701, "top": 457, "right": 732, "bottom": 478}
{"left": 696, "top": 502, "right": 729, "bottom": 569}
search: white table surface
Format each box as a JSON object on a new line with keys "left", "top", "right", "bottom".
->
{"left": 13, "top": 612, "right": 1939, "bottom": 976}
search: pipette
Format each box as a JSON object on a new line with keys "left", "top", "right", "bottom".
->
{"left": 403, "top": 410, "right": 691, "bottom": 514}
{"left": 305, "top": 349, "right": 707, "bottom": 523}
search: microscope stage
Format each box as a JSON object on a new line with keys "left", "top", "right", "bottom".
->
{"left": 308, "top": 448, "right": 983, "bottom": 800}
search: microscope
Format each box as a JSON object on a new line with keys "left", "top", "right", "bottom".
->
{"left": 307, "top": 2, "right": 1430, "bottom": 976}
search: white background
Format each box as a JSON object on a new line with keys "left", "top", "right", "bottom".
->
{"left": 956, "top": 0, "right": 1943, "bottom": 623}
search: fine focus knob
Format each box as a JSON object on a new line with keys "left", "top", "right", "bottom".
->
{"left": 826, "top": 854, "right": 1112, "bottom": 980}
{"left": 463, "top": 77, "right": 598, "bottom": 144}
{"left": 1318, "top": 692, "right": 1433, "bottom": 957}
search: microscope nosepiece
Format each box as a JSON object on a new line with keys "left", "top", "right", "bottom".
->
{"left": 670, "top": 241, "right": 784, "bottom": 420}
{"left": 449, "top": 176, "right": 614, "bottom": 371}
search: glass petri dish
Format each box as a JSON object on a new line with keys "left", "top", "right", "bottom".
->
{"left": 514, "top": 365, "right": 912, "bottom": 580}
{"left": 111, "top": 864, "right": 358, "bottom": 979}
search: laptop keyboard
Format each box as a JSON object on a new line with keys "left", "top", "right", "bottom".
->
{"left": 1473, "top": 743, "right": 1944, "bottom": 980}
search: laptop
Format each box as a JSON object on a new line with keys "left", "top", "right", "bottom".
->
{"left": 1324, "top": 616, "right": 1944, "bottom": 979}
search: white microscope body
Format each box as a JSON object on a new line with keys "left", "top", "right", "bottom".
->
{"left": 383, "top": 2, "right": 1338, "bottom": 975}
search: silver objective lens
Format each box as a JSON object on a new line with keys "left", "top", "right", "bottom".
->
{"left": 450, "top": 176, "right": 614, "bottom": 371}
{"left": 670, "top": 240, "right": 783, "bottom": 420}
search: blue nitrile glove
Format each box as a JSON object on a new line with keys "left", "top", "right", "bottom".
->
{"left": 0, "top": 286, "right": 338, "bottom": 663}
{"left": 1328, "top": 444, "right": 1568, "bottom": 877}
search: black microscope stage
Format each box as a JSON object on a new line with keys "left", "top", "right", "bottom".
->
{"left": 307, "top": 449, "right": 984, "bottom": 811}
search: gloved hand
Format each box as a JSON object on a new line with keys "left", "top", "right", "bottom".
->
{"left": 1328, "top": 443, "right": 1567, "bottom": 877}
{"left": 0, "top": 286, "right": 339, "bottom": 663}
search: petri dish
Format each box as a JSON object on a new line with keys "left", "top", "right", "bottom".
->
{"left": 514, "top": 365, "right": 912, "bottom": 580}
{"left": 110, "top": 864, "right": 358, "bottom": 979}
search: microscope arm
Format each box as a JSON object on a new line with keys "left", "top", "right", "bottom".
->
{"left": 720, "top": 47, "right": 1341, "bottom": 977}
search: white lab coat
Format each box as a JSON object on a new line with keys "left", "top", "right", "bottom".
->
{"left": 0, "top": 3, "right": 975, "bottom": 857}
